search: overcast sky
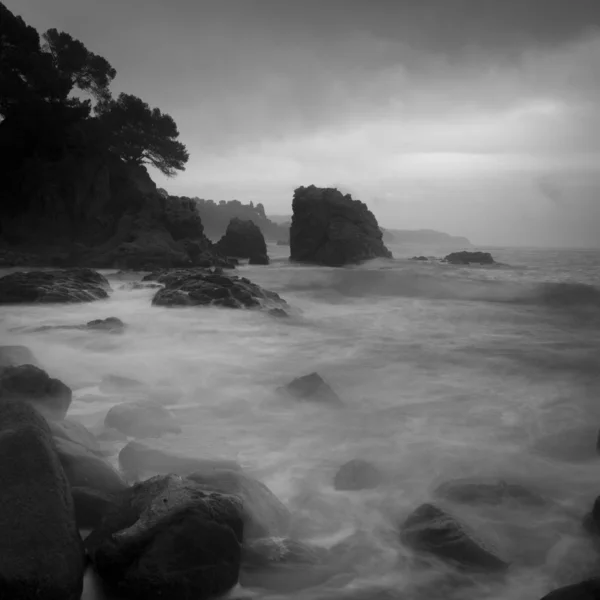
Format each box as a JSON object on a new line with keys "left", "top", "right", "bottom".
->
{"left": 8, "top": 0, "right": 600, "bottom": 246}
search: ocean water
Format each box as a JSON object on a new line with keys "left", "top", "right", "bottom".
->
{"left": 1, "top": 243, "right": 600, "bottom": 600}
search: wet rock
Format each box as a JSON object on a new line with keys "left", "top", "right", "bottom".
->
{"left": 187, "top": 469, "right": 292, "bottom": 539}
{"left": 104, "top": 401, "right": 182, "bottom": 438}
{"left": 249, "top": 253, "right": 270, "bottom": 265}
{"left": 279, "top": 372, "right": 343, "bottom": 406}
{"left": 444, "top": 251, "right": 495, "bottom": 265}
{"left": 216, "top": 218, "right": 268, "bottom": 260}
{"left": 0, "top": 364, "right": 72, "bottom": 419}
{"left": 85, "top": 474, "right": 243, "bottom": 600}
{"left": 149, "top": 268, "right": 288, "bottom": 311}
{"left": 72, "top": 487, "right": 120, "bottom": 530}
{"left": 334, "top": 459, "right": 383, "bottom": 491}
{"left": 0, "top": 400, "right": 85, "bottom": 599}
{"left": 119, "top": 440, "right": 241, "bottom": 481}
{"left": 433, "top": 477, "right": 547, "bottom": 507}
{"left": 0, "top": 268, "right": 110, "bottom": 303}
{"left": 540, "top": 579, "right": 600, "bottom": 599}
{"left": 0, "top": 345, "right": 39, "bottom": 369}
{"left": 86, "top": 317, "right": 126, "bottom": 333}
{"left": 269, "top": 307, "right": 289, "bottom": 318}
{"left": 399, "top": 503, "right": 509, "bottom": 572}
{"left": 289, "top": 185, "right": 392, "bottom": 266}
{"left": 49, "top": 418, "right": 104, "bottom": 456}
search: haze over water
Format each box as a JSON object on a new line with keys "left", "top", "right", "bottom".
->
{"left": 1, "top": 244, "right": 600, "bottom": 600}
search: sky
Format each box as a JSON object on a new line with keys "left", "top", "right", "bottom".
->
{"left": 7, "top": 0, "right": 600, "bottom": 246}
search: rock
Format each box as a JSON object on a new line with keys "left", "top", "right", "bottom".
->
{"left": 104, "top": 401, "right": 182, "bottom": 438}
{"left": 434, "top": 477, "right": 547, "bottom": 507}
{"left": 249, "top": 253, "right": 270, "bottom": 265}
{"left": 86, "top": 317, "right": 126, "bottom": 333}
{"left": 289, "top": 185, "right": 392, "bottom": 266}
{"left": 540, "top": 579, "right": 600, "bottom": 599}
{"left": 279, "top": 372, "right": 343, "bottom": 406}
{"left": 444, "top": 251, "right": 495, "bottom": 265}
{"left": 0, "top": 364, "right": 72, "bottom": 419}
{"left": 149, "top": 268, "right": 288, "bottom": 311}
{"left": 399, "top": 503, "right": 509, "bottom": 572}
{"left": 0, "top": 268, "right": 110, "bottom": 303}
{"left": 85, "top": 474, "right": 243, "bottom": 600}
{"left": 216, "top": 218, "right": 268, "bottom": 260}
{"left": 187, "top": 469, "right": 292, "bottom": 539}
{"left": 334, "top": 459, "right": 383, "bottom": 491}
{"left": 0, "top": 345, "right": 39, "bottom": 369}
{"left": 49, "top": 418, "right": 104, "bottom": 456}
{"left": 0, "top": 400, "right": 85, "bottom": 599}
{"left": 411, "top": 256, "right": 429, "bottom": 261}
{"left": 119, "top": 440, "right": 241, "bottom": 480}
{"left": 72, "top": 487, "right": 120, "bottom": 530}
{"left": 583, "top": 496, "right": 600, "bottom": 536}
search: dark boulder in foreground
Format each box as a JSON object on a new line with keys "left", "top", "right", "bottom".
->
{"left": 0, "top": 268, "right": 110, "bottom": 303}
{"left": 72, "top": 486, "right": 119, "bottom": 530}
{"left": 0, "top": 344, "right": 39, "bottom": 369}
{"left": 0, "top": 364, "right": 72, "bottom": 419}
{"left": 105, "top": 401, "right": 182, "bottom": 439}
{"left": 279, "top": 372, "right": 343, "bottom": 406}
{"left": 149, "top": 268, "right": 288, "bottom": 311}
{"left": 399, "top": 503, "right": 509, "bottom": 572}
{"left": 444, "top": 251, "right": 495, "bottom": 265}
{"left": 539, "top": 579, "right": 600, "bottom": 599}
{"left": 334, "top": 459, "right": 383, "bottom": 491}
{"left": 289, "top": 185, "right": 392, "bottom": 266}
{"left": 119, "top": 440, "right": 241, "bottom": 481}
{"left": 0, "top": 400, "right": 85, "bottom": 599}
{"left": 85, "top": 474, "right": 243, "bottom": 600}
{"left": 217, "top": 218, "right": 269, "bottom": 264}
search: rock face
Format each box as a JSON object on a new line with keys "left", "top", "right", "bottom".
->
{"left": 399, "top": 503, "right": 509, "bottom": 572}
{"left": 0, "top": 400, "right": 85, "bottom": 599}
{"left": 0, "top": 268, "right": 110, "bottom": 303}
{"left": 105, "top": 402, "right": 182, "bottom": 439}
{"left": 216, "top": 218, "right": 269, "bottom": 263}
{"left": 149, "top": 269, "right": 288, "bottom": 311}
{"left": 444, "top": 251, "right": 495, "bottom": 265}
{"left": 334, "top": 459, "right": 383, "bottom": 491}
{"left": 0, "top": 364, "right": 72, "bottom": 419}
{"left": 279, "top": 372, "right": 343, "bottom": 406}
{"left": 85, "top": 474, "right": 244, "bottom": 600}
{"left": 289, "top": 185, "right": 392, "bottom": 266}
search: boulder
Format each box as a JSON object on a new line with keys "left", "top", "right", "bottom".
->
{"left": 0, "top": 345, "right": 39, "bottom": 369}
{"left": 539, "top": 580, "right": 600, "bottom": 599}
{"left": 0, "top": 268, "right": 110, "bottom": 303}
{"left": 72, "top": 487, "right": 120, "bottom": 530}
{"left": 0, "top": 364, "right": 72, "bottom": 419}
{"left": 216, "top": 218, "right": 268, "bottom": 261}
{"left": 85, "top": 317, "right": 126, "bottom": 333}
{"left": 119, "top": 440, "right": 241, "bottom": 481}
{"left": 0, "top": 400, "right": 85, "bottom": 599}
{"left": 85, "top": 474, "right": 243, "bottom": 600}
{"left": 433, "top": 478, "right": 547, "bottom": 507}
{"left": 334, "top": 459, "right": 383, "bottom": 491}
{"left": 399, "top": 503, "right": 509, "bottom": 572}
{"left": 149, "top": 269, "right": 288, "bottom": 311}
{"left": 444, "top": 251, "right": 495, "bottom": 265}
{"left": 278, "top": 372, "right": 343, "bottom": 406}
{"left": 187, "top": 469, "right": 292, "bottom": 539}
{"left": 104, "top": 401, "right": 182, "bottom": 438}
{"left": 289, "top": 185, "right": 392, "bottom": 266}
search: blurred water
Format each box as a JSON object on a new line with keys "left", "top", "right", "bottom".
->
{"left": 1, "top": 243, "right": 600, "bottom": 600}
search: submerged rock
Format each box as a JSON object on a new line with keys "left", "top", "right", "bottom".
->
{"left": 104, "top": 401, "right": 182, "bottom": 438}
{"left": 216, "top": 218, "right": 269, "bottom": 263}
{"left": 0, "top": 268, "right": 110, "bottom": 303}
{"left": 0, "top": 400, "right": 85, "bottom": 599}
{"left": 279, "top": 372, "right": 343, "bottom": 406}
{"left": 0, "top": 344, "right": 39, "bottom": 369}
{"left": 399, "top": 503, "right": 509, "bottom": 572}
{"left": 85, "top": 474, "right": 243, "bottom": 600}
{"left": 149, "top": 268, "right": 288, "bottom": 311}
{"left": 444, "top": 251, "right": 495, "bottom": 265}
{"left": 334, "top": 459, "right": 383, "bottom": 491}
{"left": 85, "top": 317, "right": 126, "bottom": 333}
{"left": 540, "top": 579, "right": 600, "bottom": 599}
{"left": 289, "top": 185, "right": 392, "bottom": 266}
{"left": 0, "top": 364, "right": 72, "bottom": 419}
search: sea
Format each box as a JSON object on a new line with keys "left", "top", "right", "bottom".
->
{"left": 1, "top": 243, "right": 600, "bottom": 600}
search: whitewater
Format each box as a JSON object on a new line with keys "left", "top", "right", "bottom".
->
{"left": 1, "top": 243, "right": 600, "bottom": 600}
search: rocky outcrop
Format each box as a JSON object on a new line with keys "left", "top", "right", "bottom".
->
{"left": 0, "top": 268, "right": 110, "bottom": 303}
{"left": 0, "top": 400, "right": 85, "bottom": 599}
{"left": 216, "top": 218, "right": 269, "bottom": 264}
{"left": 444, "top": 251, "right": 495, "bottom": 265}
{"left": 85, "top": 474, "right": 244, "bottom": 600}
{"left": 0, "top": 364, "right": 72, "bottom": 419}
{"left": 104, "top": 401, "right": 182, "bottom": 439}
{"left": 148, "top": 268, "right": 288, "bottom": 311}
{"left": 289, "top": 185, "right": 392, "bottom": 266}
{"left": 278, "top": 372, "right": 343, "bottom": 406}
{"left": 334, "top": 459, "right": 383, "bottom": 491}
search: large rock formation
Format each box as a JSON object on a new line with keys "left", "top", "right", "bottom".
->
{"left": 216, "top": 218, "right": 269, "bottom": 264}
{"left": 289, "top": 185, "right": 392, "bottom": 266}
